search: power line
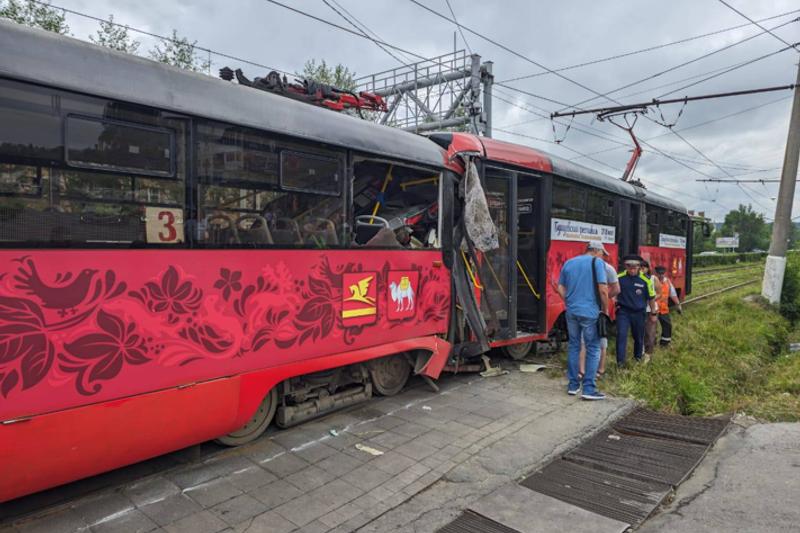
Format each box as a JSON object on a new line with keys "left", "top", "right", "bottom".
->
{"left": 267, "top": 0, "right": 774, "bottom": 214}
{"left": 696, "top": 178, "right": 785, "bottom": 183}
{"left": 494, "top": 127, "right": 738, "bottom": 213}
{"left": 498, "top": 8, "right": 800, "bottom": 84}
{"left": 404, "top": 0, "right": 789, "bottom": 193}
{"left": 30, "top": 0, "right": 294, "bottom": 77}
{"left": 329, "top": 0, "right": 417, "bottom": 64}
{"left": 406, "top": 0, "right": 619, "bottom": 106}
{"left": 322, "top": 0, "right": 412, "bottom": 67}
{"left": 556, "top": 16, "right": 800, "bottom": 112}
{"left": 717, "top": 0, "right": 800, "bottom": 52}
{"left": 443, "top": 0, "right": 472, "bottom": 55}
{"left": 658, "top": 43, "right": 798, "bottom": 98}
{"left": 551, "top": 83, "right": 797, "bottom": 118}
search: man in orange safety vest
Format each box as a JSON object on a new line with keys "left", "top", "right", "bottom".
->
{"left": 654, "top": 265, "right": 682, "bottom": 346}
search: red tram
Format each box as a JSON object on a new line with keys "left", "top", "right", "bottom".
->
{"left": 0, "top": 21, "right": 691, "bottom": 501}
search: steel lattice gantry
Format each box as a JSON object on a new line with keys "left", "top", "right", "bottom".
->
{"left": 355, "top": 50, "right": 494, "bottom": 137}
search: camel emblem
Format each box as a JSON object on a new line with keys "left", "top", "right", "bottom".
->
{"left": 389, "top": 276, "right": 414, "bottom": 312}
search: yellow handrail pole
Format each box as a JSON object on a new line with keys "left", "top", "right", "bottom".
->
{"left": 461, "top": 250, "right": 483, "bottom": 289}
{"left": 484, "top": 257, "right": 508, "bottom": 299}
{"left": 399, "top": 175, "right": 439, "bottom": 190}
{"left": 517, "top": 260, "right": 541, "bottom": 299}
{"left": 369, "top": 165, "right": 393, "bottom": 223}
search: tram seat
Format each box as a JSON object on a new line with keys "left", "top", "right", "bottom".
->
{"left": 236, "top": 214, "right": 272, "bottom": 246}
{"left": 271, "top": 217, "right": 303, "bottom": 245}
{"left": 302, "top": 217, "right": 338, "bottom": 247}
{"left": 207, "top": 214, "right": 240, "bottom": 245}
{"left": 354, "top": 214, "right": 389, "bottom": 245}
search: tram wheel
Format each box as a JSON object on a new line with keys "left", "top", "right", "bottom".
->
{"left": 367, "top": 354, "right": 411, "bottom": 396}
{"left": 216, "top": 387, "right": 278, "bottom": 446}
{"left": 503, "top": 341, "right": 533, "bottom": 360}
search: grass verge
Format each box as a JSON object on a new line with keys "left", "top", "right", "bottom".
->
{"left": 601, "top": 286, "right": 799, "bottom": 420}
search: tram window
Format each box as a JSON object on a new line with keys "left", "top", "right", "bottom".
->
{"left": 551, "top": 179, "right": 586, "bottom": 220}
{"left": 0, "top": 81, "right": 62, "bottom": 161}
{"left": 351, "top": 159, "right": 440, "bottom": 249}
{"left": 0, "top": 166, "right": 185, "bottom": 246}
{"left": 662, "top": 211, "right": 688, "bottom": 237}
{"left": 645, "top": 207, "right": 666, "bottom": 245}
{"left": 585, "top": 190, "right": 616, "bottom": 226}
{"left": 281, "top": 151, "right": 340, "bottom": 195}
{"left": 194, "top": 121, "right": 346, "bottom": 248}
{"left": 66, "top": 116, "right": 173, "bottom": 177}
{"left": 0, "top": 79, "right": 188, "bottom": 247}
{"left": 196, "top": 123, "right": 279, "bottom": 186}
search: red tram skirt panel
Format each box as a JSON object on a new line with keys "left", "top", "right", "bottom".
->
{"left": 0, "top": 249, "right": 451, "bottom": 501}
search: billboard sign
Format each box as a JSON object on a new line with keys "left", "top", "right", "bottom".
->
{"left": 716, "top": 236, "right": 739, "bottom": 248}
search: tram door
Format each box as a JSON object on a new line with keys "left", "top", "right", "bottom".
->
{"left": 619, "top": 200, "right": 643, "bottom": 259}
{"left": 479, "top": 167, "right": 516, "bottom": 339}
{"left": 516, "top": 173, "right": 545, "bottom": 333}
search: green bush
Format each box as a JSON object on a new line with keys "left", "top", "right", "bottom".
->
{"left": 692, "top": 251, "right": 767, "bottom": 268}
{"left": 780, "top": 255, "right": 800, "bottom": 324}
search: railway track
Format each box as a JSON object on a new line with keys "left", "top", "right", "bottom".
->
{"left": 684, "top": 278, "right": 760, "bottom": 305}
{"left": 693, "top": 263, "right": 764, "bottom": 276}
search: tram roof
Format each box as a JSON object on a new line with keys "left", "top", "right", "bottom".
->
{"left": 431, "top": 133, "right": 688, "bottom": 214}
{"left": 0, "top": 20, "right": 447, "bottom": 169}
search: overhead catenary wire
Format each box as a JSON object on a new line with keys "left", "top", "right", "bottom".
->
{"left": 437, "top": 1, "right": 793, "bottom": 191}
{"left": 550, "top": 83, "right": 797, "bottom": 118}
{"left": 322, "top": 0, "right": 413, "bottom": 68}
{"left": 658, "top": 43, "right": 799, "bottom": 98}
{"left": 261, "top": 0, "right": 779, "bottom": 217}
{"left": 29, "top": 0, "right": 295, "bottom": 77}
{"left": 554, "top": 16, "right": 800, "bottom": 112}
{"left": 444, "top": 0, "right": 472, "bottom": 55}
{"left": 498, "top": 8, "right": 800, "bottom": 84}
{"left": 716, "top": 0, "right": 800, "bottom": 53}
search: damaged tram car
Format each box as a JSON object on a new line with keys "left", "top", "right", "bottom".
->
{"left": 0, "top": 21, "right": 691, "bottom": 501}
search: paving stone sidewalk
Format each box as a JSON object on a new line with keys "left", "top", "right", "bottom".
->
{"left": 3, "top": 365, "right": 633, "bottom": 533}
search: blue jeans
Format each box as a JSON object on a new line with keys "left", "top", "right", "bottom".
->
{"left": 566, "top": 312, "right": 600, "bottom": 395}
{"left": 616, "top": 308, "right": 645, "bottom": 365}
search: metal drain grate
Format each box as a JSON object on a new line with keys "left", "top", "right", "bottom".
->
{"left": 613, "top": 407, "right": 729, "bottom": 445}
{"left": 520, "top": 459, "right": 672, "bottom": 526}
{"left": 437, "top": 510, "right": 522, "bottom": 533}
{"left": 565, "top": 429, "right": 708, "bottom": 486}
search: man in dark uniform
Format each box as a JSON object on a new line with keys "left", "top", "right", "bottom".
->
{"left": 616, "top": 256, "right": 656, "bottom": 366}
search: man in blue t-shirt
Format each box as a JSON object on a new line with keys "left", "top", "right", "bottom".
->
{"left": 557, "top": 241, "right": 609, "bottom": 400}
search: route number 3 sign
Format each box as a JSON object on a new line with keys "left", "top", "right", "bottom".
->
{"left": 145, "top": 207, "right": 184, "bottom": 244}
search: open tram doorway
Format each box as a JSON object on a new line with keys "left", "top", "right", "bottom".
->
{"left": 477, "top": 167, "right": 545, "bottom": 341}
{"left": 516, "top": 172, "right": 546, "bottom": 334}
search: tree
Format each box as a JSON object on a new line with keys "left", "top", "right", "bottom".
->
{"left": 299, "top": 59, "right": 356, "bottom": 91}
{"left": 720, "top": 204, "right": 769, "bottom": 252}
{"left": 0, "top": 0, "right": 68, "bottom": 34}
{"left": 90, "top": 15, "right": 139, "bottom": 54}
{"left": 149, "top": 29, "right": 210, "bottom": 73}
{"left": 692, "top": 221, "right": 716, "bottom": 254}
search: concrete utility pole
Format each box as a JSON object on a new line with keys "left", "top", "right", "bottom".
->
{"left": 762, "top": 60, "right": 800, "bottom": 304}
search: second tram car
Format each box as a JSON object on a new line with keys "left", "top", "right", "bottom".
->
{"left": 0, "top": 20, "right": 691, "bottom": 501}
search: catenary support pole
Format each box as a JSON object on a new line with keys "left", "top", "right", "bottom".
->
{"left": 762, "top": 60, "right": 800, "bottom": 304}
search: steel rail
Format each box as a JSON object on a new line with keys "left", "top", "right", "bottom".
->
{"left": 683, "top": 279, "right": 759, "bottom": 305}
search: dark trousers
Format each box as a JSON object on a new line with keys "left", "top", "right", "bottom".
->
{"left": 658, "top": 313, "right": 673, "bottom": 345}
{"left": 616, "top": 308, "right": 645, "bottom": 365}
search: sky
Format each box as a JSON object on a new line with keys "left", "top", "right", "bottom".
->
{"left": 37, "top": 0, "right": 800, "bottom": 221}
